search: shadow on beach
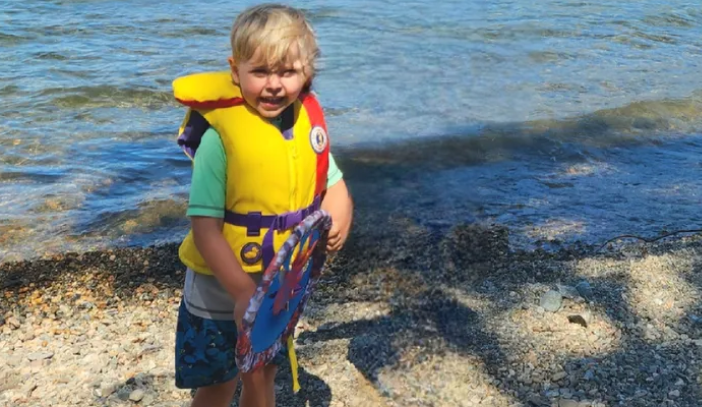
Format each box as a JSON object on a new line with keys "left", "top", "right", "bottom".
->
{"left": 295, "top": 211, "right": 702, "bottom": 406}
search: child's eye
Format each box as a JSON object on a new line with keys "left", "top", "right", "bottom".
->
{"left": 251, "top": 68, "right": 268, "bottom": 77}
{"left": 282, "top": 69, "right": 297, "bottom": 77}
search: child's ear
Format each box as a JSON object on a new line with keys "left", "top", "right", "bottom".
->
{"left": 228, "top": 56, "right": 240, "bottom": 85}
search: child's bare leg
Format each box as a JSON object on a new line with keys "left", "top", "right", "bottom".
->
{"left": 238, "top": 365, "right": 277, "bottom": 407}
{"left": 264, "top": 364, "right": 278, "bottom": 407}
{"left": 239, "top": 370, "right": 268, "bottom": 407}
{"left": 190, "top": 376, "right": 239, "bottom": 407}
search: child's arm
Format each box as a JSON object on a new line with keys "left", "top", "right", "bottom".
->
{"left": 185, "top": 127, "right": 257, "bottom": 327}
{"left": 191, "top": 217, "right": 257, "bottom": 316}
{"left": 322, "top": 178, "right": 353, "bottom": 252}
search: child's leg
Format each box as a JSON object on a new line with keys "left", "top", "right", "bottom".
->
{"left": 238, "top": 365, "right": 277, "bottom": 407}
{"left": 264, "top": 364, "right": 279, "bottom": 407}
{"left": 239, "top": 369, "right": 267, "bottom": 407}
{"left": 191, "top": 376, "right": 239, "bottom": 407}
{"left": 174, "top": 298, "right": 241, "bottom": 406}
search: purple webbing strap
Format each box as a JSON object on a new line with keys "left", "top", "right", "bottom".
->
{"left": 224, "top": 196, "right": 322, "bottom": 268}
{"left": 177, "top": 111, "right": 210, "bottom": 159}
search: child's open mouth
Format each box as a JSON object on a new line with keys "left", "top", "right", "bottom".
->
{"left": 260, "top": 97, "right": 284, "bottom": 108}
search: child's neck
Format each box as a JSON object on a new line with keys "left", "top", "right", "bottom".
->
{"left": 268, "top": 115, "right": 283, "bottom": 130}
{"left": 267, "top": 104, "right": 294, "bottom": 130}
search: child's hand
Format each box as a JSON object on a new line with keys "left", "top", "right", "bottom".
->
{"left": 326, "top": 221, "right": 346, "bottom": 252}
{"left": 321, "top": 179, "right": 353, "bottom": 253}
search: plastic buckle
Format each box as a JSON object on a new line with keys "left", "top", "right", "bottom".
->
{"left": 271, "top": 215, "right": 288, "bottom": 231}
{"left": 247, "top": 212, "right": 262, "bottom": 237}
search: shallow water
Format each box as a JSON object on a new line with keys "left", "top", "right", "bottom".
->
{"left": 1, "top": 0, "right": 702, "bottom": 261}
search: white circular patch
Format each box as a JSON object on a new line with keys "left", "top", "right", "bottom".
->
{"left": 309, "top": 126, "right": 328, "bottom": 154}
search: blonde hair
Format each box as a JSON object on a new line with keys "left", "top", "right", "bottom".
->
{"left": 230, "top": 4, "right": 319, "bottom": 84}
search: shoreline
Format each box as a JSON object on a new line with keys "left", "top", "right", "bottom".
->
{"left": 2, "top": 221, "right": 702, "bottom": 406}
{"left": 7, "top": 123, "right": 702, "bottom": 266}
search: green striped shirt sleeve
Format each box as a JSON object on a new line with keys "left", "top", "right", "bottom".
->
{"left": 327, "top": 153, "right": 343, "bottom": 188}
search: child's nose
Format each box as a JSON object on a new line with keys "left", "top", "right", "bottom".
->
{"left": 266, "top": 75, "right": 283, "bottom": 93}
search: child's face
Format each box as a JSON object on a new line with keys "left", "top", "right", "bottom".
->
{"left": 229, "top": 50, "right": 309, "bottom": 119}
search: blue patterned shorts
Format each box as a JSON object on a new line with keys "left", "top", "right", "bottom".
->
{"left": 174, "top": 300, "right": 287, "bottom": 389}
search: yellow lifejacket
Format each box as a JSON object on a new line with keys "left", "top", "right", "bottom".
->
{"left": 173, "top": 71, "right": 330, "bottom": 274}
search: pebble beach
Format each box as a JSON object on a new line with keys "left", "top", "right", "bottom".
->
{"left": 4, "top": 1, "right": 702, "bottom": 406}
{"left": 2, "top": 213, "right": 702, "bottom": 407}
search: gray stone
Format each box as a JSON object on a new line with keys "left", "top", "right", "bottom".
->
{"left": 545, "top": 390, "right": 560, "bottom": 398}
{"left": 117, "top": 387, "right": 131, "bottom": 401}
{"left": 7, "top": 317, "right": 20, "bottom": 330}
{"left": 552, "top": 371, "right": 567, "bottom": 382}
{"left": 129, "top": 389, "right": 145, "bottom": 402}
{"left": 96, "top": 382, "right": 117, "bottom": 398}
{"left": 134, "top": 373, "right": 150, "bottom": 386}
{"left": 27, "top": 352, "right": 54, "bottom": 361}
{"left": 557, "top": 284, "right": 580, "bottom": 299}
{"left": 540, "top": 290, "right": 563, "bottom": 312}
{"left": 575, "top": 281, "right": 593, "bottom": 300}
{"left": 526, "top": 394, "right": 548, "bottom": 406}
{"left": 141, "top": 393, "right": 155, "bottom": 406}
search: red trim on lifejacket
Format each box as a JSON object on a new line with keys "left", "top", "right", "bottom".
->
{"left": 175, "top": 97, "right": 245, "bottom": 109}
{"left": 300, "top": 93, "right": 329, "bottom": 197}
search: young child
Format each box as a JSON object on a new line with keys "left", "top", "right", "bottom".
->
{"left": 171, "top": 4, "right": 353, "bottom": 407}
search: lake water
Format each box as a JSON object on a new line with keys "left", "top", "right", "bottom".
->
{"left": 2, "top": 0, "right": 702, "bottom": 261}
